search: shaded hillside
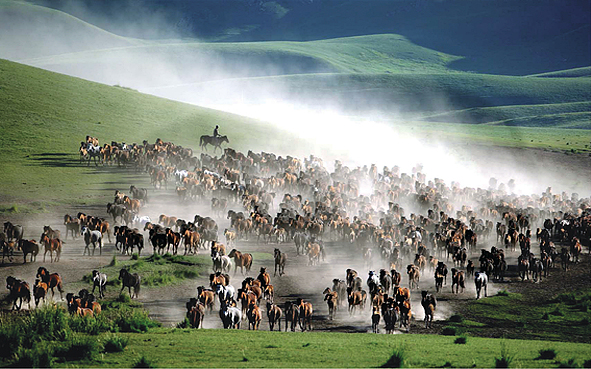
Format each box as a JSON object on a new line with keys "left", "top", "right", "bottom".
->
{"left": 0, "top": 0, "right": 143, "bottom": 60}
{"left": 35, "top": 0, "right": 591, "bottom": 75}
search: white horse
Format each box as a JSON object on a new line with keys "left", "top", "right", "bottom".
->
{"left": 219, "top": 300, "right": 241, "bottom": 329}
{"left": 174, "top": 169, "right": 188, "bottom": 184}
{"left": 475, "top": 272, "right": 488, "bottom": 299}
{"left": 367, "top": 270, "right": 380, "bottom": 294}
{"left": 92, "top": 270, "right": 108, "bottom": 298}
{"left": 81, "top": 226, "right": 102, "bottom": 256}
{"left": 85, "top": 143, "right": 102, "bottom": 166}
{"left": 132, "top": 215, "right": 151, "bottom": 228}
{"left": 215, "top": 283, "right": 235, "bottom": 303}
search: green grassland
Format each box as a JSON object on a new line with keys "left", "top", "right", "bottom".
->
{"left": 0, "top": 58, "right": 294, "bottom": 209}
{"left": 61, "top": 329, "right": 591, "bottom": 368}
{"left": 528, "top": 67, "right": 591, "bottom": 78}
{"left": 1, "top": 58, "right": 590, "bottom": 211}
{"left": 445, "top": 291, "right": 591, "bottom": 343}
{"left": 24, "top": 33, "right": 459, "bottom": 76}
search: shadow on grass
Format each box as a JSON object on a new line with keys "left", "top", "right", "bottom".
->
{"left": 25, "top": 153, "right": 82, "bottom": 168}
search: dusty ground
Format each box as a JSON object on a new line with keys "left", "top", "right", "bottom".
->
{"left": 1, "top": 146, "right": 590, "bottom": 335}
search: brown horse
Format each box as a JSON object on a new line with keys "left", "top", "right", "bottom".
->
{"left": 284, "top": 301, "right": 300, "bottom": 332}
{"left": 36, "top": 267, "right": 64, "bottom": 299}
{"left": 237, "top": 288, "right": 257, "bottom": 319}
{"left": 274, "top": 248, "right": 286, "bottom": 277}
{"left": 266, "top": 302, "right": 282, "bottom": 331}
{"left": 407, "top": 264, "right": 420, "bottom": 289}
{"left": 391, "top": 268, "right": 401, "bottom": 287}
{"left": 228, "top": 249, "right": 253, "bottom": 275}
{"left": 33, "top": 279, "right": 48, "bottom": 307}
{"left": 323, "top": 287, "right": 338, "bottom": 320}
{"left": 40, "top": 234, "right": 62, "bottom": 263}
{"left": 451, "top": 268, "right": 465, "bottom": 293}
{"left": 186, "top": 298, "right": 205, "bottom": 328}
{"left": 197, "top": 286, "right": 216, "bottom": 312}
{"left": 257, "top": 267, "right": 271, "bottom": 288}
{"left": 421, "top": 291, "right": 436, "bottom": 329}
{"left": 297, "top": 298, "right": 313, "bottom": 331}
{"left": 6, "top": 276, "right": 31, "bottom": 310}
{"left": 246, "top": 302, "right": 262, "bottom": 330}
{"left": 209, "top": 272, "right": 230, "bottom": 288}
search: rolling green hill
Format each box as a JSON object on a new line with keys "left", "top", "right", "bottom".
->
{"left": 33, "top": 0, "right": 591, "bottom": 76}
{"left": 1, "top": 58, "right": 590, "bottom": 211}
{"left": 21, "top": 34, "right": 459, "bottom": 87}
{"left": 0, "top": 58, "right": 293, "bottom": 209}
{"left": 528, "top": 67, "right": 591, "bottom": 78}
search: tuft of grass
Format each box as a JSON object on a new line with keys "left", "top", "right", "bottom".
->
{"left": 558, "top": 358, "right": 579, "bottom": 368}
{"left": 454, "top": 336, "right": 467, "bottom": 344}
{"left": 54, "top": 335, "right": 102, "bottom": 362}
{"left": 28, "top": 304, "right": 71, "bottom": 342}
{"left": 449, "top": 314, "right": 463, "bottom": 323}
{"left": 134, "top": 355, "right": 157, "bottom": 368}
{"left": 69, "top": 313, "right": 114, "bottom": 335}
{"left": 111, "top": 309, "right": 160, "bottom": 333}
{"left": 13, "top": 342, "right": 54, "bottom": 368}
{"left": 176, "top": 317, "right": 190, "bottom": 329}
{"left": 550, "top": 307, "right": 564, "bottom": 316}
{"left": 536, "top": 348, "right": 557, "bottom": 360}
{"left": 109, "top": 255, "right": 118, "bottom": 266}
{"left": 381, "top": 345, "right": 406, "bottom": 368}
{"left": 103, "top": 334, "right": 128, "bottom": 353}
{"left": 496, "top": 290, "right": 509, "bottom": 297}
{"left": 494, "top": 342, "right": 515, "bottom": 368}
{"left": 442, "top": 326, "right": 457, "bottom": 336}
{"left": 131, "top": 253, "right": 139, "bottom": 260}
{"left": 117, "top": 293, "right": 132, "bottom": 304}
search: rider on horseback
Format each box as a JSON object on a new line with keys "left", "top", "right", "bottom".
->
{"left": 213, "top": 125, "right": 221, "bottom": 138}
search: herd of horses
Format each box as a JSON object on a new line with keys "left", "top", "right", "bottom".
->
{"left": 2, "top": 135, "right": 590, "bottom": 335}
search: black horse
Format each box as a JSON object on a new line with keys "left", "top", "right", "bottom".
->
{"left": 119, "top": 268, "right": 141, "bottom": 299}
{"left": 200, "top": 135, "right": 229, "bottom": 153}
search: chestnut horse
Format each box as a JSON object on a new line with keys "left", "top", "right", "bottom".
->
{"left": 36, "top": 267, "right": 64, "bottom": 299}
{"left": 228, "top": 249, "right": 253, "bottom": 275}
{"left": 40, "top": 233, "right": 62, "bottom": 263}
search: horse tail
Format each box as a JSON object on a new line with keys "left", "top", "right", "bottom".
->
{"left": 199, "top": 136, "right": 204, "bottom": 147}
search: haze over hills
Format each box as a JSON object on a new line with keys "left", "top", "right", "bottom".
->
{"left": 30, "top": 0, "right": 591, "bottom": 75}
{"left": 0, "top": 0, "right": 589, "bottom": 133}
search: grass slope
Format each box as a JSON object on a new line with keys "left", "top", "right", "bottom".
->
{"left": 33, "top": 0, "right": 591, "bottom": 76}
{"left": 61, "top": 329, "right": 591, "bottom": 368}
{"left": 0, "top": 58, "right": 291, "bottom": 208}
{"left": 1, "top": 59, "right": 590, "bottom": 210}
{"left": 528, "top": 67, "right": 591, "bottom": 78}
{"left": 0, "top": 0, "right": 144, "bottom": 60}
{"left": 422, "top": 102, "right": 591, "bottom": 127}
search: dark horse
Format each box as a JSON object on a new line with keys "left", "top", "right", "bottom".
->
{"left": 200, "top": 135, "right": 229, "bottom": 153}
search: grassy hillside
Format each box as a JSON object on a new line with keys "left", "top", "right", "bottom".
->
{"left": 22, "top": 34, "right": 459, "bottom": 89}
{"left": 422, "top": 102, "right": 591, "bottom": 127}
{"left": 34, "top": 0, "right": 591, "bottom": 76}
{"left": 0, "top": 0, "right": 144, "bottom": 60}
{"left": 1, "top": 58, "right": 590, "bottom": 212}
{"left": 0, "top": 58, "right": 293, "bottom": 209}
{"left": 528, "top": 67, "right": 591, "bottom": 78}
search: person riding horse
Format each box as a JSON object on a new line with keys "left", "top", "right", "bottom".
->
{"left": 213, "top": 125, "right": 221, "bottom": 138}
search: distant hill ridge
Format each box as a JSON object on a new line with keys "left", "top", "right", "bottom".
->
{"left": 30, "top": 0, "right": 591, "bottom": 76}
